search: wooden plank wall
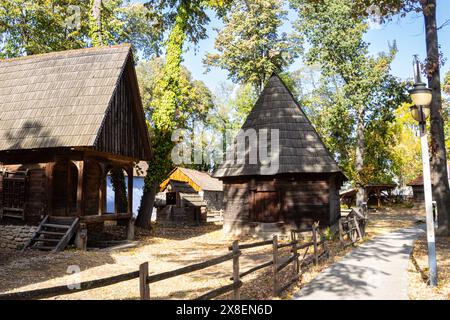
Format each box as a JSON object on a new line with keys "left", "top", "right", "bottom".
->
{"left": 95, "top": 67, "right": 146, "bottom": 160}
{"left": 2, "top": 164, "right": 46, "bottom": 220}
{"left": 222, "top": 175, "right": 339, "bottom": 233}
{"left": 84, "top": 161, "right": 102, "bottom": 215}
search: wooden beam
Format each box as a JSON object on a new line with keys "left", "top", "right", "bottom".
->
{"left": 98, "top": 163, "right": 106, "bottom": 215}
{"left": 45, "top": 162, "right": 55, "bottom": 216}
{"left": 80, "top": 213, "right": 132, "bottom": 224}
{"left": 76, "top": 161, "right": 85, "bottom": 216}
{"left": 127, "top": 166, "right": 133, "bottom": 216}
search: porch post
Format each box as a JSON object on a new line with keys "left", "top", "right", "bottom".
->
{"left": 45, "top": 162, "right": 55, "bottom": 216}
{"left": 76, "top": 161, "right": 85, "bottom": 216}
{"left": 98, "top": 163, "right": 106, "bottom": 215}
{"left": 127, "top": 166, "right": 133, "bottom": 216}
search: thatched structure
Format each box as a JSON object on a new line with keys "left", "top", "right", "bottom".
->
{"left": 214, "top": 74, "right": 346, "bottom": 236}
{"left": 0, "top": 44, "right": 151, "bottom": 228}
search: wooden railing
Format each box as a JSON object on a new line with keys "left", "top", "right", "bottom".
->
{"left": 139, "top": 240, "right": 242, "bottom": 300}
{"left": 226, "top": 221, "right": 328, "bottom": 296}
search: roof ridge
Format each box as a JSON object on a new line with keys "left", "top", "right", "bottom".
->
{"left": 0, "top": 43, "right": 131, "bottom": 63}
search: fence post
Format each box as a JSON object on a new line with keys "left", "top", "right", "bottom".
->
{"left": 139, "top": 262, "right": 150, "bottom": 300}
{"left": 353, "top": 215, "right": 362, "bottom": 241}
{"left": 272, "top": 235, "right": 279, "bottom": 295}
{"left": 338, "top": 219, "right": 344, "bottom": 243}
{"left": 292, "top": 239, "right": 299, "bottom": 275}
{"left": 232, "top": 240, "right": 240, "bottom": 300}
{"left": 312, "top": 223, "right": 319, "bottom": 265}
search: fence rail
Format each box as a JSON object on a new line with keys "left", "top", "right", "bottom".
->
{"left": 139, "top": 240, "right": 241, "bottom": 300}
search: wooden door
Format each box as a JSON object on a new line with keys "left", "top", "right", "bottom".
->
{"left": 253, "top": 191, "right": 280, "bottom": 223}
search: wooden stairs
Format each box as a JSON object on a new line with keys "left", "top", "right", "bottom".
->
{"left": 23, "top": 216, "right": 79, "bottom": 252}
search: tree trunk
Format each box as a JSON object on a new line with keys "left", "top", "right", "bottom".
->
{"left": 110, "top": 168, "right": 127, "bottom": 213}
{"left": 355, "top": 108, "right": 365, "bottom": 208}
{"left": 423, "top": 0, "right": 450, "bottom": 235}
{"left": 91, "top": 0, "right": 103, "bottom": 46}
{"left": 135, "top": 181, "right": 157, "bottom": 229}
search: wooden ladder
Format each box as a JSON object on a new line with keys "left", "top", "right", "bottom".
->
{"left": 23, "top": 216, "right": 80, "bottom": 252}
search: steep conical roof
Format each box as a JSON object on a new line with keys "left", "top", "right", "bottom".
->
{"left": 213, "top": 73, "right": 344, "bottom": 178}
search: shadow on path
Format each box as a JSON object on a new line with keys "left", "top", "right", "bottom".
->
{"left": 294, "top": 227, "right": 424, "bottom": 300}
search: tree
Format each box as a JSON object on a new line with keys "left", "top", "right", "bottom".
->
{"left": 0, "top": 1, "right": 164, "bottom": 58}
{"left": 204, "top": 0, "right": 300, "bottom": 93}
{"left": 135, "top": 0, "right": 230, "bottom": 228}
{"left": 204, "top": 81, "right": 258, "bottom": 171}
{"left": 391, "top": 103, "right": 423, "bottom": 185}
{"left": 0, "top": 0, "right": 88, "bottom": 57}
{"left": 88, "top": 0, "right": 164, "bottom": 57}
{"left": 350, "top": 0, "right": 450, "bottom": 234}
{"left": 291, "top": 0, "right": 409, "bottom": 206}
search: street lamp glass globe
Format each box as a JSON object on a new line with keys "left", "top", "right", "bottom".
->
{"left": 409, "top": 83, "right": 432, "bottom": 107}
{"left": 410, "top": 105, "right": 430, "bottom": 122}
{"left": 411, "top": 90, "right": 432, "bottom": 107}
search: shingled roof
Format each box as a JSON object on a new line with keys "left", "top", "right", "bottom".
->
{"left": 0, "top": 44, "right": 151, "bottom": 159}
{"left": 213, "top": 73, "right": 344, "bottom": 178}
{"left": 160, "top": 167, "right": 223, "bottom": 192}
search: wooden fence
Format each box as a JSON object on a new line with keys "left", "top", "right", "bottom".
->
{"left": 226, "top": 221, "right": 328, "bottom": 296}
{"left": 338, "top": 209, "right": 367, "bottom": 246}
{"left": 139, "top": 240, "right": 242, "bottom": 300}
{"left": 0, "top": 221, "right": 337, "bottom": 300}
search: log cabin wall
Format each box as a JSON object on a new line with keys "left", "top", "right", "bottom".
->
{"left": 222, "top": 174, "right": 341, "bottom": 235}
{"left": 94, "top": 61, "right": 147, "bottom": 160}
{"left": 1, "top": 163, "right": 47, "bottom": 223}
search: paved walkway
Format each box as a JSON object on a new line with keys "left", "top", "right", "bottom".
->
{"left": 293, "top": 227, "right": 424, "bottom": 300}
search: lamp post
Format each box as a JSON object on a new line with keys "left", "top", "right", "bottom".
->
{"left": 409, "top": 55, "right": 437, "bottom": 287}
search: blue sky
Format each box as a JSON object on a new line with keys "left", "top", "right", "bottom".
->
{"left": 135, "top": 1, "right": 450, "bottom": 93}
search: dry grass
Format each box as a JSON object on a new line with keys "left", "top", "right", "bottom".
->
{"left": 364, "top": 206, "right": 422, "bottom": 239}
{"left": 408, "top": 235, "right": 450, "bottom": 300}
{"left": 0, "top": 221, "right": 352, "bottom": 300}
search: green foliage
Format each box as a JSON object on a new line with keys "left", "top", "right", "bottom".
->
{"left": 136, "top": 56, "right": 214, "bottom": 185}
{"left": 204, "top": 0, "right": 300, "bottom": 92}
{"left": 0, "top": 0, "right": 88, "bottom": 57}
{"left": 110, "top": 167, "right": 128, "bottom": 212}
{"left": 138, "top": 0, "right": 231, "bottom": 187}
{"left": 0, "top": 0, "right": 164, "bottom": 58}
{"left": 290, "top": 0, "right": 409, "bottom": 185}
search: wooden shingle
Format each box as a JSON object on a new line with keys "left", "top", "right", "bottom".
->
{"left": 0, "top": 44, "right": 151, "bottom": 159}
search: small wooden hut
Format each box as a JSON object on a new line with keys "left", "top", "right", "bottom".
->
{"left": 213, "top": 74, "right": 346, "bottom": 236}
{"left": 160, "top": 167, "right": 223, "bottom": 211}
{"left": 340, "top": 183, "right": 397, "bottom": 208}
{"left": 407, "top": 167, "right": 450, "bottom": 205}
{"left": 156, "top": 167, "right": 223, "bottom": 226}
{"left": 0, "top": 45, "right": 151, "bottom": 239}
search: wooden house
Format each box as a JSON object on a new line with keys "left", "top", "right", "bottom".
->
{"left": 160, "top": 167, "right": 223, "bottom": 211}
{"left": 156, "top": 167, "right": 223, "bottom": 226}
{"left": 0, "top": 44, "right": 151, "bottom": 245}
{"left": 340, "top": 183, "right": 397, "bottom": 208}
{"left": 407, "top": 167, "right": 450, "bottom": 205}
{"left": 213, "top": 74, "right": 346, "bottom": 236}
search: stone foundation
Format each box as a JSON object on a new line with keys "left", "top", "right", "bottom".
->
{"left": 0, "top": 225, "right": 37, "bottom": 250}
